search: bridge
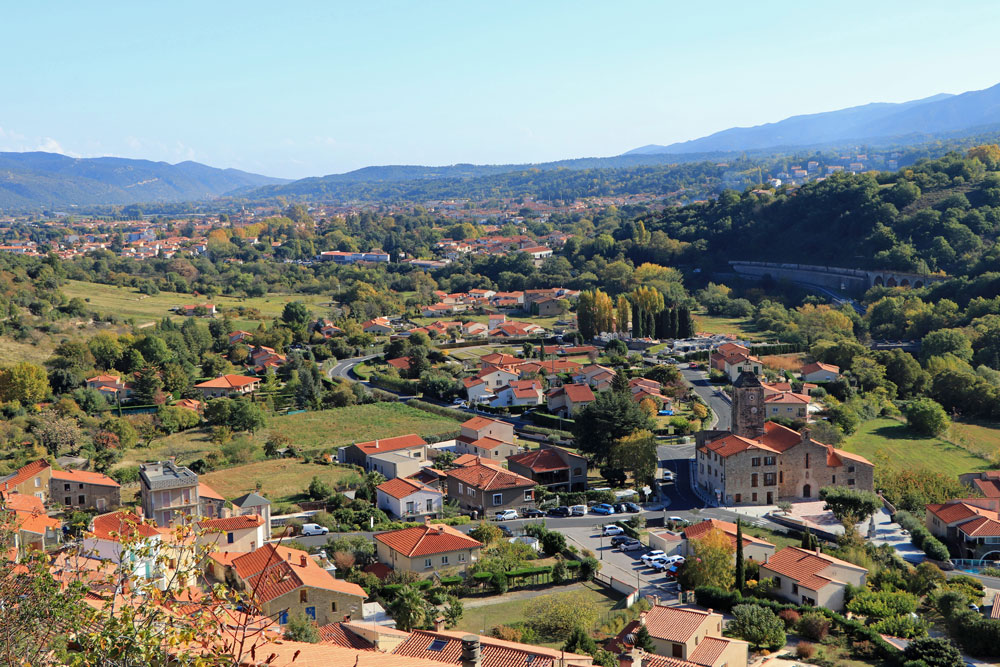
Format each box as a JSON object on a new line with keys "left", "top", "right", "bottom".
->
{"left": 729, "top": 261, "right": 944, "bottom": 294}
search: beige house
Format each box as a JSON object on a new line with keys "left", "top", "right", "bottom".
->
{"left": 50, "top": 468, "right": 121, "bottom": 512}
{"left": 925, "top": 501, "right": 998, "bottom": 540}
{"left": 801, "top": 361, "right": 840, "bottom": 383}
{"left": 231, "top": 491, "right": 272, "bottom": 540}
{"left": 193, "top": 374, "right": 260, "bottom": 399}
{"left": 338, "top": 433, "right": 428, "bottom": 469}
{"left": 198, "top": 514, "right": 267, "bottom": 553}
{"left": 374, "top": 521, "right": 483, "bottom": 577}
{"left": 545, "top": 383, "right": 595, "bottom": 417}
{"left": 764, "top": 391, "right": 811, "bottom": 420}
{"left": 376, "top": 477, "right": 443, "bottom": 520}
{"left": 139, "top": 461, "right": 201, "bottom": 527}
{"left": 231, "top": 544, "right": 367, "bottom": 626}
{"left": 445, "top": 459, "right": 536, "bottom": 516}
{"left": 507, "top": 443, "right": 588, "bottom": 492}
{"left": 455, "top": 416, "right": 519, "bottom": 460}
{"left": 0, "top": 460, "right": 53, "bottom": 502}
{"left": 368, "top": 448, "right": 432, "bottom": 480}
{"left": 610, "top": 604, "right": 748, "bottom": 667}
{"left": 760, "top": 547, "right": 868, "bottom": 611}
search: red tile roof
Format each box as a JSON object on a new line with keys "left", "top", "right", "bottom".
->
{"left": 401, "top": 629, "right": 591, "bottom": 666}
{"left": 194, "top": 374, "right": 259, "bottom": 389}
{"left": 641, "top": 605, "right": 715, "bottom": 643}
{"left": 762, "top": 547, "right": 866, "bottom": 591}
{"left": 387, "top": 357, "right": 412, "bottom": 371}
{"left": 50, "top": 468, "right": 120, "bottom": 488}
{"left": 446, "top": 460, "right": 535, "bottom": 491}
{"left": 233, "top": 544, "right": 366, "bottom": 602}
{"left": 374, "top": 523, "right": 482, "bottom": 557}
{"left": 957, "top": 516, "right": 1000, "bottom": 537}
{"left": 802, "top": 361, "right": 840, "bottom": 375}
{"left": 198, "top": 514, "right": 264, "bottom": 532}
{"left": 90, "top": 510, "right": 160, "bottom": 541}
{"left": 1, "top": 492, "right": 44, "bottom": 514}
{"left": 507, "top": 448, "right": 568, "bottom": 473}
{"left": 461, "top": 415, "right": 503, "bottom": 431}
{"left": 353, "top": 433, "right": 427, "bottom": 456}
{"left": 688, "top": 636, "right": 733, "bottom": 666}
{"left": 700, "top": 434, "right": 779, "bottom": 458}
{"left": 377, "top": 477, "right": 441, "bottom": 500}
{"left": 198, "top": 482, "right": 225, "bottom": 501}
{"left": 760, "top": 421, "right": 804, "bottom": 452}
{"left": 974, "top": 478, "right": 1000, "bottom": 498}
{"left": 684, "top": 519, "right": 774, "bottom": 550}
{"left": 926, "top": 501, "right": 997, "bottom": 524}
{"left": 0, "top": 459, "right": 50, "bottom": 492}
{"left": 318, "top": 622, "right": 375, "bottom": 650}
{"left": 243, "top": 641, "right": 446, "bottom": 667}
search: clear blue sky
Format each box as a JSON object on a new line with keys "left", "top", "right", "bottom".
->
{"left": 2, "top": 2, "right": 999, "bottom": 179}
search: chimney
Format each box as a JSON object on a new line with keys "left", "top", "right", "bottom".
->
{"left": 424, "top": 515, "right": 432, "bottom": 526}
{"left": 460, "top": 635, "right": 481, "bottom": 667}
{"left": 651, "top": 595, "right": 660, "bottom": 607}
{"left": 374, "top": 439, "right": 379, "bottom": 449}
{"left": 434, "top": 616, "right": 446, "bottom": 632}
{"left": 300, "top": 554, "right": 308, "bottom": 567}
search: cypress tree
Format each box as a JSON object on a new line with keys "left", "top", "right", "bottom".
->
{"left": 735, "top": 518, "right": 745, "bottom": 592}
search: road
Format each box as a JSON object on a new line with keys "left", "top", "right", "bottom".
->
{"left": 680, "top": 367, "right": 730, "bottom": 431}
{"left": 328, "top": 354, "right": 378, "bottom": 382}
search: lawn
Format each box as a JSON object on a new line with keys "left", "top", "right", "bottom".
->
{"left": 743, "top": 524, "right": 802, "bottom": 551}
{"left": 450, "top": 582, "right": 622, "bottom": 645}
{"left": 61, "top": 279, "right": 333, "bottom": 329}
{"left": 115, "top": 402, "right": 462, "bottom": 484}
{"left": 692, "top": 310, "right": 764, "bottom": 339}
{"left": 842, "top": 418, "right": 990, "bottom": 476}
{"left": 200, "top": 458, "right": 357, "bottom": 502}
{"left": 948, "top": 420, "right": 1000, "bottom": 461}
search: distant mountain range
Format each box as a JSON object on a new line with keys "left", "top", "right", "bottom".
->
{"left": 628, "top": 82, "right": 1000, "bottom": 155}
{"left": 0, "top": 152, "right": 286, "bottom": 210}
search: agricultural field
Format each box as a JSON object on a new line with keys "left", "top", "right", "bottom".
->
{"left": 842, "top": 418, "right": 990, "bottom": 477}
{"left": 947, "top": 420, "right": 1000, "bottom": 462}
{"left": 759, "top": 353, "right": 807, "bottom": 373}
{"left": 692, "top": 310, "right": 765, "bottom": 339}
{"left": 60, "top": 279, "right": 333, "bottom": 329}
{"left": 115, "top": 402, "right": 462, "bottom": 475}
{"left": 200, "top": 458, "right": 358, "bottom": 502}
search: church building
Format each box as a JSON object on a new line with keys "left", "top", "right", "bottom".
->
{"left": 695, "top": 372, "right": 873, "bottom": 506}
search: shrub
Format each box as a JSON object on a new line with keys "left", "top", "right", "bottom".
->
{"left": 490, "top": 625, "right": 522, "bottom": 642}
{"left": 778, "top": 609, "right": 801, "bottom": 629}
{"left": 871, "top": 615, "right": 927, "bottom": 639}
{"left": 923, "top": 537, "right": 950, "bottom": 561}
{"left": 847, "top": 591, "right": 918, "bottom": 620}
{"left": 798, "top": 612, "right": 831, "bottom": 641}
{"left": 795, "top": 641, "right": 816, "bottom": 659}
{"left": 695, "top": 586, "right": 743, "bottom": 612}
{"left": 729, "top": 604, "right": 785, "bottom": 651}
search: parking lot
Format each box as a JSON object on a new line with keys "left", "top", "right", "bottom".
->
{"left": 558, "top": 522, "right": 681, "bottom": 599}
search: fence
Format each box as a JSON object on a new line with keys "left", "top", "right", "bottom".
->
{"left": 594, "top": 572, "right": 639, "bottom": 608}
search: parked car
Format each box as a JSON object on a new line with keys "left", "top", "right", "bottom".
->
{"left": 618, "top": 539, "right": 643, "bottom": 551}
{"left": 623, "top": 502, "right": 642, "bottom": 513}
{"left": 522, "top": 508, "right": 545, "bottom": 518}
{"left": 614, "top": 503, "right": 628, "bottom": 513}
{"left": 495, "top": 509, "right": 519, "bottom": 521}
{"left": 590, "top": 503, "right": 615, "bottom": 515}
{"left": 641, "top": 550, "right": 666, "bottom": 566}
{"left": 661, "top": 471, "right": 675, "bottom": 482}
{"left": 652, "top": 556, "right": 686, "bottom": 570}
{"left": 668, "top": 516, "right": 684, "bottom": 523}
{"left": 570, "top": 505, "right": 587, "bottom": 516}
{"left": 547, "top": 506, "right": 571, "bottom": 517}
{"left": 498, "top": 524, "right": 513, "bottom": 537}
{"left": 602, "top": 525, "right": 624, "bottom": 536}
{"left": 300, "top": 523, "right": 329, "bottom": 537}
{"left": 609, "top": 534, "right": 632, "bottom": 546}
{"left": 688, "top": 362, "right": 699, "bottom": 369}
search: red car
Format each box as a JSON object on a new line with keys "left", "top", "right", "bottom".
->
{"left": 688, "top": 362, "right": 699, "bottom": 369}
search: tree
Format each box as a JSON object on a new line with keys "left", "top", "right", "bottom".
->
{"left": 0, "top": 362, "right": 50, "bottom": 404}
{"left": 577, "top": 289, "right": 614, "bottom": 340}
{"left": 610, "top": 430, "right": 658, "bottom": 488}
{"left": 540, "top": 530, "right": 567, "bottom": 556}
{"left": 228, "top": 398, "right": 266, "bottom": 432}
{"left": 307, "top": 476, "right": 333, "bottom": 501}
{"left": 281, "top": 301, "right": 311, "bottom": 328}
{"left": 572, "top": 389, "right": 654, "bottom": 464}
{"left": 902, "top": 637, "right": 964, "bottom": 667}
{"left": 615, "top": 294, "right": 631, "bottom": 333}
{"left": 524, "top": 591, "right": 599, "bottom": 640}
{"left": 679, "top": 528, "right": 734, "bottom": 590}
{"left": 906, "top": 398, "right": 950, "bottom": 436}
{"left": 34, "top": 411, "right": 84, "bottom": 456}
{"left": 131, "top": 365, "right": 163, "bottom": 404}
{"left": 729, "top": 604, "right": 786, "bottom": 651}
{"left": 819, "top": 486, "right": 881, "bottom": 527}
{"left": 283, "top": 612, "right": 320, "bottom": 643}
{"left": 469, "top": 521, "right": 502, "bottom": 545}
{"left": 735, "top": 519, "right": 745, "bottom": 592}
{"left": 388, "top": 584, "right": 431, "bottom": 631}
{"left": 676, "top": 306, "right": 695, "bottom": 338}
{"left": 563, "top": 626, "right": 597, "bottom": 655}
{"left": 633, "top": 625, "right": 656, "bottom": 653}
{"left": 921, "top": 328, "right": 974, "bottom": 364}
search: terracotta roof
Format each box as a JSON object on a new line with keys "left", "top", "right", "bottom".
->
{"left": 198, "top": 482, "right": 225, "bottom": 501}
{"left": 233, "top": 544, "right": 366, "bottom": 602}
{"left": 198, "top": 514, "right": 264, "bottom": 532}
{"left": 926, "top": 502, "right": 997, "bottom": 524}
{"left": 50, "top": 468, "right": 120, "bottom": 488}
{"left": 374, "top": 523, "right": 482, "bottom": 557}
{"left": 452, "top": 453, "right": 480, "bottom": 467}
{"left": 764, "top": 392, "right": 810, "bottom": 404}
{"left": 353, "top": 433, "right": 428, "bottom": 456}
{"left": 684, "top": 519, "right": 774, "bottom": 550}
{"left": 318, "top": 622, "right": 376, "bottom": 649}
{"left": 802, "top": 361, "right": 840, "bottom": 374}
{"left": 407, "top": 629, "right": 591, "bottom": 665}
{"left": 643, "top": 655, "right": 702, "bottom": 667}
{"left": 90, "top": 510, "right": 160, "bottom": 541}
{"left": 387, "top": 357, "right": 412, "bottom": 371}
{"left": 974, "top": 478, "right": 1000, "bottom": 498}
{"left": 394, "top": 630, "right": 558, "bottom": 667}
{"left": 507, "top": 448, "right": 568, "bottom": 473}
{"left": 762, "top": 547, "right": 866, "bottom": 591}
{"left": 1, "top": 492, "right": 44, "bottom": 513}
{"left": 240, "top": 641, "right": 447, "bottom": 667}
{"left": 700, "top": 434, "right": 779, "bottom": 458}
{"left": 957, "top": 516, "right": 1000, "bottom": 537}
{"left": 760, "top": 421, "right": 803, "bottom": 452}
{"left": 194, "top": 374, "right": 259, "bottom": 389}
{"left": 377, "top": 477, "right": 441, "bottom": 500}
{"left": 446, "top": 460, "right": 535, "bottom": 491}
{"left": 457, "top": 435, "right": 510, "bottom": 452}
{"left": 1, "top": 459, "right": 50, "bottom": 492}
{"left": 86, "top": 374, "right": 122, "bottom": 383}
{"left": 827, "top": 446, "right": 873, "bottom": 467}
{"left": 642, "top": 605, "right": 716, "bottom": 643}
{"left": 688, "top": 636, "right": 734, "bottom": 667}
{"left": 461, "top": 415, "right": 504, "bottom": 431}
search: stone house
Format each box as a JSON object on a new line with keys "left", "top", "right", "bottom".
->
{"left": 608, "top": 604, "right": 748, "bottom": 667}
{"left": 759, "top": 546, "right": 868, "bottom": 611}
{"left": 444, "top": 459, "right": 536, "bottom": 516}
{"left": 49, "top": 468, "right": 121, "bottom": 512}
{"left": 0, "top": 459, "right": 53, "bottom": 502}
{"left": 374, "top": 521, "right": 482, "bottom": 577}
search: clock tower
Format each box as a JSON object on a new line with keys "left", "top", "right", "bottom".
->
{"left": 732, "top": 370, "right": 765, "bottom": 439}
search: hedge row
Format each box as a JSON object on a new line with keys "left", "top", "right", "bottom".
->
{"left": 694, "top": 587, "right": 899, "bottom": 661}
{"left": 370, "top": 373, "right": 418, "bottom": 395}
{"left": 528, "top": 411, "right": 575, "bottom": 429}
{"left": 895, "top": 511, "right": 951, "bottom": 562}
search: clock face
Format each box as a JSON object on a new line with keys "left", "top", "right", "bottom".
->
{"left": 750, "top": 407, "right": 758, "bottom": 414}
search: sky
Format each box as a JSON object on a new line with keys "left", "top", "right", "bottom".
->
{"left": 3, "top": 2, "right": 1000, "bottom": 179}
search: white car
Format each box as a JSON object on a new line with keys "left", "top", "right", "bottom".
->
{"left": 601, "top": 525, "right": 624, "bottom": 536}
{"left": 668, "top": 516, "right": 684, "bottom": 523}
{"left": 640, "top": 550, "right": 666, "bottom": 565}
{"left": 495, "top": 509, "right": 519, "bottom": 521}
{"left": 300, "top": 523, "right": 329, "bottom": 537}
{"left": 570, "top": 505, "right": 587, "bottom": 516}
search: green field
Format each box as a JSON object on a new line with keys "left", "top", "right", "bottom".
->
{"left": 117, "top": 402, "right": 462, "bottom": 472}
{"left": 61, "top": 279, "right": 333, "bottom": 329}
{"left": 450, "top": 582, "right": 622, "bottom": 646}
{"left": 201, "top": 458, "right": 358, "bottom": 501}
{"left": 842, "top": 418, "right": 990, "bottom": 476}
{"left": 948, "top": 420, "right": 1000, "bottom": 461}
{"left": 692, "top": 310, "right": 765, "bottom": 339}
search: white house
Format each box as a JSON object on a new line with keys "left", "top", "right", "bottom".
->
{"left": 376, "top": 477, "right": 443, "bottom": 520}
{"left": 491, "top": 379, "right": 544, "bottom": 407}
{"left": 81, "top": 510, "right": 165, "bottom": 587}
{"left": 801, "top": 362, "right": 840, "bottom": 383}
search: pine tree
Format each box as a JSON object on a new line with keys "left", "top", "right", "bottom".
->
{"left": 634, "top": 625, "right": 656, "bottom": 653}
{"left": 735, "top": 518, "right": 745, "bottom": 592}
